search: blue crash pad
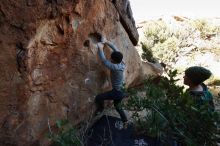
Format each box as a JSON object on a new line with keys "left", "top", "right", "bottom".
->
{"left": 86, "top": 115, "right": 182, "bottom": 146}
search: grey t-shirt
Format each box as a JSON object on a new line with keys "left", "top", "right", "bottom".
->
{"left": 98, "top": 42, "right": 125, "bottom": 91}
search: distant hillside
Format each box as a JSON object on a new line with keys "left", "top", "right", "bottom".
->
{"left": 137, "top": 16, "right": 220, "bottom": 86}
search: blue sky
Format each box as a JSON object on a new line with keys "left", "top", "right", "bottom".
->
{"left": 130, "top": 0, "right": 220, "bottom": 22}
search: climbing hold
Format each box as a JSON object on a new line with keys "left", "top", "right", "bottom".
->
{"left": 85, "top": 78, "right": 91, "bottom": 85}
{"left": 88, "top": 32, "right": 102, "bottom": 44}
{"left": 71, "top": 19, "right": 80, "bottom": 32}
{"left": 83, "top": 40, "right": 90, "bottom": 47}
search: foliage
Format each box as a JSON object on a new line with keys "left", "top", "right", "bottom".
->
{"left": 141, "top": 42, "right": 157, "bottom": 63}
{"left": 47, "top": 119, "right": 82, "bottom": 146}
{"left": 141, "top": 20, "right": 180, "bottom": 67}
{"left": 126, "top": 70, "right": 220, "bottom": 146}
{"left": 143, "top": 20, "right": 172, "bottom": 44}
{"left": 141, "top": 18, "right": 220, "bottom": 70}
{"left": 152, "top": 37, "right": 179, "bottom": 66}
{"left": 189, "top": 19, "right": 220, "bottom": 39}
{"left": 208, "top": 79, "right": 220, "bottom": 86}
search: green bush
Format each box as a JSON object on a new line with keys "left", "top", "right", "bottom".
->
{"left": 126, "top": 70, "right": 220, "bottom": 145}
{"left": 47, "top": 119, "right": 82, "bottom": 146}
{"left": 151, "top": 37, "right": 179, "bottom": 65}
{"left": 208, "top": 79, "right": 220, "bottom": 86}
{"left": 141, "top": 18, "right": 220, "bottom": 69}
{"left": 190, "top": 19, "right": 220, "bottom": 39}
{"left": 141, "top": 20, "right": 180, "bottom": 66}
{"left": 141, "top": 42, "right": 157, "bottom": 63}
{"left": 143, "top": 20, "right": 172, "bottom": 44}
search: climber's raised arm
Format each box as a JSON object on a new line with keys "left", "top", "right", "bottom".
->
{"left": 97, "top": 42, "right": 120, "bottom": 70}
{"left": 101, "top": 35, "right": 119, "bottom": 52}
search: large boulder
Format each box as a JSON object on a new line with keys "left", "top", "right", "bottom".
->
{"left": 0, "top": 0, "right": 157, "bottom": 145}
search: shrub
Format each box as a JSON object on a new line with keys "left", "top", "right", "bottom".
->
{"left": 47, "top": 119, "right": 82, "bottom": 146}
{"left": 141, "top": 18, "right": 220, "bottom": 70}
{"left": 141, "top": 42, "right": 157, "bottom": 63}
{"left": 126, "top": 70, "right": 220, "bottom": 145}
{"left": 190, "top": 19, "right": 220, "bottom": 39}
{"left": 143, "top": 20, "right": 172, "bottom": 44}
{"left": 208, "top": 79, "right": 220, "bottom": 86}
{"left": 141, "top": 20, "right": 180, "bottom": 66}
{"left": 151, "top": 37, "right": 179, "bottom": 66}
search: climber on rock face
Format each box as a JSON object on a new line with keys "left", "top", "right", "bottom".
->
{"left": 94, "top": 34, "right": 128, "bottom": 128}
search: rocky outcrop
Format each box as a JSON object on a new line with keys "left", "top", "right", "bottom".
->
{"left": 0, "top": 0, "right": 156, "bottom": 145}
{"left": 113, "top": 0, "right": 139, "bottom": 45}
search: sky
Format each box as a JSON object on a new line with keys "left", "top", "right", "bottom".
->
{"left": 129, "top": 0, "right": 220, "bottom": 22}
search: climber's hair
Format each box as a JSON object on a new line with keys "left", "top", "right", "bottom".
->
{"left": 111, "top": 51, "right": 123, "bottom": 63}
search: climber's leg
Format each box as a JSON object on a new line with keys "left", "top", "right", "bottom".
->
{"left": 95, "top": 89, "right": 116, "bottom": 115}
{"left": 114, "top": 99, "right": 128, "bottom": 123}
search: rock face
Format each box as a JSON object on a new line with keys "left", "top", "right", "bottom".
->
{"left": 0, "top": 0, "right": 156, "bottom": 145}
